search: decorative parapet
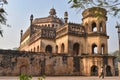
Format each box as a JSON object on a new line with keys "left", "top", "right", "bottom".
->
{"left": 29, "top": 26, "right": 56, "bottom": 44}
{"left": 68, "top": 23, "right": 86, "bottom": 36}
{"left": 41, "top": 27, "right": 56, "bottom": 39}
{"left": 56, "top": 26, "right": 68, "bottom": 38}
{"left": 56, "top": 23, "right": 86, "bottom": 38}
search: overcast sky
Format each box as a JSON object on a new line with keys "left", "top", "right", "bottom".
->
{"left": 0, "top": 0, "right": 119, "bottom": 53}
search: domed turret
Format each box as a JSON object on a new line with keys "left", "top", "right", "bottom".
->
{"left": 64, "top": 11, "right": 68, "bottom": 23}
{"left": 82, "top": 7, "right": 107, "bottom": 33}
{"left": 82, "top": 7, "right": 107, "bottom": 18}
{"left": 49, "top": 8, "right": 56, "bottom": 16}
{"left": 30, "top": 14, "right": 34, "bottom": 25}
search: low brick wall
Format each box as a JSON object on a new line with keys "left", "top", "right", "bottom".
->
{"left": 0, "top": 50, "right": 79, "bottom": 76}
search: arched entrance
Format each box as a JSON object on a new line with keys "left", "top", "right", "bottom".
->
{"left": 73, "top": 43, "right": 80, "bottom": 55}
{"left": 91, "top": 65, "right": 98, "bottom": 76}
{"left": 56, "top": 45, "right": 58, "bottom": 53}
{"left": 73, "top": 57, "right": 80, "bottom": 72}
{"left": 45, "top": 45, "right": 52, "bottom": 53}
{"left": 20, "top": 65, "right": 27, "bottom": 75}
{"left": 106, "top": 65, "right": 112, "bottom": 76}
{"left": 61, "top": 43, "right": 65, "bottom": 53}
{"left": 37, "top": 45, "right": 39, "bottom": 52}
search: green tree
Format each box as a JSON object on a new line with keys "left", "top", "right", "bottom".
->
{"left": 68, "top": 0, "right": 120, "bottom": 17}
{"left": 19, "top": 74, "right": 32, "bottom": 80}
{"left": 0, "top": 0, "right": 8, "bottom": 37}
{"left": 112, "top": 50, "right": 120, "bottom": 59}
{"left": 111, "top": 50, "right": 120, "bottom": 75}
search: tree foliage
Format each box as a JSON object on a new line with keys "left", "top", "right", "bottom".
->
{"left": 111, "top": 50, "right": 120, "bottom": 76}
{"left": 0, "top": 0, "right": 8, "bottom": 37}
{"left": 68, "top": 0, "right": 120, "bottom": 17}
{"left": 111, "top": 50, "right": 120, "bottom": 67}
{"left": 19, "top": 74, "right": 32, "bottom": 80}
{"left": 112, "top": 50, "right": 120, "bottom": 58}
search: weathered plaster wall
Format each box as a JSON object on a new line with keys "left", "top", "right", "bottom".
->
{"left": 0, "top": 50, "right": 115, "bottom": 76}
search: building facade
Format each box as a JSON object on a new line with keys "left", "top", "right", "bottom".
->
{"left": 18, "top": 7, "right": 115, "bottom": 76}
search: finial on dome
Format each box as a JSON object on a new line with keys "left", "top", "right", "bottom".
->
{"left": 49, "top": 8, "right": 56, "bottom": 16}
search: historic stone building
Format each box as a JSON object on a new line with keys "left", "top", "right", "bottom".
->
{"left": 0, "top": 7, "right": 115, "bottom": 76}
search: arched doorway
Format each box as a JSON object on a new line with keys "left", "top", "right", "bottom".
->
{"left": 73, "top": 57, "right": 80, "bottom": 72}
{"left": 91, "top": 65, "right": 98, "bottom": 76}
{"left": 106, "top": 65, "right": 112, "bottom": 76}
{"left": 37, "top": 45, "right": 39, "bottom": 52}
{"left": 34, "top": 47, "right": 36, "bottom": 52}
{"left": 20, "top": 65, "right": 27, "bottom": 75}
{"left": 61, "top": 43, "right": 65, "bottom": 53}
{"left": 56, "top": 45, "right": 58, "bottom": 53}
{"left": 45, "top": 45, "right": 52, "bottom": 53}
{"left": 73, "top": 43, "right": 80, "bottom": 55}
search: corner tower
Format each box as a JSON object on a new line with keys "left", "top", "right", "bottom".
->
{"left": 82, "top": 7, "right": 109, "bottom": 55}
{"left": 82, "top": 7, "right": 107, "bottom": 33}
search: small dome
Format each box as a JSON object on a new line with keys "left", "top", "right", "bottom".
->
{"left": 49, "top": 8, "right": 56, "bottom": 16}
{"left": 82, "top": 7, "right": 106, "bottom": 18}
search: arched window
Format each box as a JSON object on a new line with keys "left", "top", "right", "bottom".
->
{"left": 52, "top": 24, "right": 54, "bottom": 28}
{"left": 106, "top": 65, "right": 112, "bottom": 76}
{"left": 100, "top": 22, "right": 103, "bottom": 32}
{"left": 20, "top": 65, "right": 27, "bottom": 75}
{"left": 56, "top": 45, "right": 58, "bottom": 53}
{"left": 91, "top": 65, "right": 98, "bottom": 76}
{"left": 92, "top": 44, "right": 97, "bottom": 54}
{"left": 56, "top": 25, "right": 58, "bottom": 27}
{"left": 37, "top": 45, "right": 39, "bottom": 52}
{"left": 101, "top": 44, "right": 105, "bottom": 54}
{"left": 61, "top": 43, "right": 65, "bottom": 53}
{"left": 73, "top": 43, "right": 80, "bottom": 55}
{"left": 34, "top": 47, "right": 36, "bottom": 52}
{"left": 73, "top": 57, "right": 80, "bottom": 72}
{"left": 92, "top": 22, "right": 97, "bottom": 32}
{"left": 48, "top": 24, "right": 50, "bottom": 27}
{"left": 45, "top": 45, "right": 52, "bottom": 53}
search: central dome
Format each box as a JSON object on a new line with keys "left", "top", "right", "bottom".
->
{"left": 49, "top": 8, "right": 56, "bottom": 16}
